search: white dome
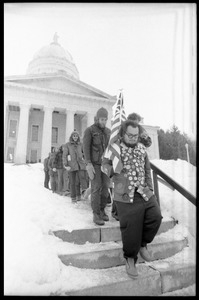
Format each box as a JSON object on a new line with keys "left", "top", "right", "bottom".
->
{"left": 26, "top": 34, "right": 79, "bottom": 79}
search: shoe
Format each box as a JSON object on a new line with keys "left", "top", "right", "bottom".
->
{"left": 100, "top": 210, "right": 109, "bottom": 222}
{"left": 125, "top": 257, "right": 138, "bottom": 279}
{"left": 93, "top": 213, "right": 105, "bottom": 226}
{"left": 139, "top": 246, "right": 152, "bottom": 262}
{"left": 63, "top": 190, "right": 70, "bottom": 196}
{"left": 111, "top": 212, "right": 119, "bottom": 221}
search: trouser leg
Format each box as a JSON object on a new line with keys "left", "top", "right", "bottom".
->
{"left": 78, "top": 170, "right": 90, "bottom": 192}
{"left": 44, "top": 171, "right": 49, "bottom": 188}
{"left": 91, "top": 165, "right": 102, "bottom": 214}
{"left": 100, "top": 172, "right": 110, "bottom": 210}
{"left": 69, "top": 171, "right": 77, "bottom": 199}
{"left": 57, "top": 169, "right": 64, "bottom": 193}
{"left": 50, "top": 175, "right": 56, "bottom": 192}
{"left": 63, "top": 169, "right": 69, "bottom": 191}
{"left": 115, "top": 194, "right": 145, "bottom": 259}
{"left": 141, "top": 195, "right": 163, "bottom": 246}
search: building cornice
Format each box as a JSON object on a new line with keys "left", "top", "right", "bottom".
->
{"left": 4, "top": 81, "right": 116, "bottom": 104}
{"left": 4, "top": 73, "right": 116, "bottom": 101}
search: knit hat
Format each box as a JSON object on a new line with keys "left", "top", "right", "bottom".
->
{"left": 96, "top": 107, "right": 108, "bottom": 119}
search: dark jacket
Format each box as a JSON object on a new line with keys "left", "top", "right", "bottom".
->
{"left": 83, "top": 123, "right": 111, "bottom": 165}
{"left": 43, "top": 157, "right": 49, "bottom": 172}
{"left": 63, "top": 133, "right": 86, "bottom": 171}
{"left": 102, "top": 142, "right": 154, "bottom": 203}
{"left": 54, "top": 151, "right": 64, "bottom": 169}
{"left": 48, "top": 153, "right": 57, "bottom": 176}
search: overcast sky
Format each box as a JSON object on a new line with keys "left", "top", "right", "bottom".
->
{"left": 4, "top": 3, "right": 196, "bottom": 137}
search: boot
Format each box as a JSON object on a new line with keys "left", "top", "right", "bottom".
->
{"left": 125, "top": 257, "right": 138, "bottom": 279}
{"left": 93, "top": 213, "right": 105, "bottom": 226}
{"left": 139, "top": 245, "right": 152, "bottom": 262}
{"left": 100, "top": 209, "right": 109, "bottom": 222}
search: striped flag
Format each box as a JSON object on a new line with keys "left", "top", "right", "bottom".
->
{"left": 103, "top": 91, "right": 126, "bottom": 174}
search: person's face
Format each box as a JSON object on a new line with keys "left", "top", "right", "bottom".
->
{"left": 98, "top": 117, "right": 107, "bottom": 128}
{"left": 72, "top": 133, "right": 79, "bottom": 142}
{"left": 123, "top": 125, "right": 139, "bottom": 145}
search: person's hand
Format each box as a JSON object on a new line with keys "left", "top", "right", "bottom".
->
{"left": 52, "top": 168, "right": 57, "bottom": 172}
{"left": 64, "top": 166, "right": 71, "bottom": 171}
{"left": 86, "top": 163, "right": 95, "bottom": 180}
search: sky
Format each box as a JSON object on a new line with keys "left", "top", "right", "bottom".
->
{"left": 4, "top": 3, "right": 196, "bottom": 137}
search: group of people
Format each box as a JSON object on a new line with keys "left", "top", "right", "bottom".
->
{"left": 43, "top": 107, "right": 162, "bottom": 279}
{"left": 43, "top": 130, "right": 89, "bottom": 203}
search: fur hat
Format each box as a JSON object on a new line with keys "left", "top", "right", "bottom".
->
{"left": 96, "top": 107, "right": 108, "bottom": 119}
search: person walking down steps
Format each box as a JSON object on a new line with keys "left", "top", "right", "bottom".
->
{"left": 102, "top": 119, "right": 162, "bottom": 279}
{"left": 63, "top": 130, "right": 88, "bottom": 203}
{"left": 83, "top": 107, "right": 111, "bottom": 226}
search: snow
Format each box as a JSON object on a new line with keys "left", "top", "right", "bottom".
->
{"left": 4, "top": 159, "right": 196, "bottom": 295}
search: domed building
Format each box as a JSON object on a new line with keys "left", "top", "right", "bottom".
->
{"left": 4, "top": 33, "right": 159, "bottom": 163}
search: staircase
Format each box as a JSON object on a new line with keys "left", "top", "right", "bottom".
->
{"left": 52, "top": 212, "right": 195, "bottom": 296}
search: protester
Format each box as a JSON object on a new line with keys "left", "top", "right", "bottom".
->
{"left": 102, "top": 119, "right": 162, "bottom": 278}
{"left": 53, "top": 145, "right": 65, "bottom": 195}
{"left": 43, "top": 153, "right": 50, "bottom": 189}
{"left": 83, "top": 107, "right": 111, "bottom": 226}
{"left": 63, "top": 129, "right": 88, "bottom": 203}
{"left": 48, "top": 148, "right": 58, "bottom": 193}
{"left": 111, "top": 112, "right": 152, "bottom": 221}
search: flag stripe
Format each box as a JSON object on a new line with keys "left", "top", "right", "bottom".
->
{"left": 103, "top": 91, "right": 126, "bottom": 173}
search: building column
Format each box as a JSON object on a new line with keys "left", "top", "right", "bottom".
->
{"left": 41, "top": 106, "right": 53, "bottom": 162}
{"left": 65, "top": 110, "right": 75, "bottom": 143}
{"left": 87, "top": 112, "right": 95, "bottom": 127}
{"left": 15, "top": 104, "right": 30, "bottom": 164}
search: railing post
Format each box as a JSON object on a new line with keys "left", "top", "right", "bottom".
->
{"left": 152, "top": 170, "right": 160, "bottom": 206}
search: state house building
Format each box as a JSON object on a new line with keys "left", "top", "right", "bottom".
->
{"left": 4, "top": 34, "right": 159, "bottom": 164}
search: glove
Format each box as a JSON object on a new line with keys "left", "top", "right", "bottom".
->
{"left": 64, "top": 166, "right": 71, "bottom": 171}
{"left": 86, "top": 163, "right": 95, "bottom": 180}
{"left": 52, "top": 168, "right": 57, "bottom": 172}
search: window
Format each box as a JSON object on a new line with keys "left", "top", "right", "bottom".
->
{"left": 7, "top": 147, "right": 14, "bottom": 162}
{"left": 32, "top": 125, "right": 39, "bottom": 142}
{"left": 9, "top": 120, "right": 17, "bottom": 138}
{"left": 52, "top": 127, "right": 58, "bottom": 143}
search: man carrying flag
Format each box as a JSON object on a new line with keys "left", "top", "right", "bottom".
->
{"left": 102, "top": 92, "right": 162, "bottom": 279}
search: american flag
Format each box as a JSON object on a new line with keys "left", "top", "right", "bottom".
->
{"left": 103, "top": 91, "right": 126, "bottom": 173}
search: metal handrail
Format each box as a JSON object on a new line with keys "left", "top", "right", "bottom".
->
{"left": 150, "top": 161, "right": 196, "bottom": 207}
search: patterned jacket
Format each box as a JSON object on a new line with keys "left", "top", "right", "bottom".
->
{"left": 102, "top": 142, "right": 154, "bottom": 203}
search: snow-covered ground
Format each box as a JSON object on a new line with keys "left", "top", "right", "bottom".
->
{"left": 4, "top": 159, "right": 196, "bottom": 295}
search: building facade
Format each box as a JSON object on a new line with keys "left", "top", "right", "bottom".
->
{"left": 4, "top": 34, "right": 159, "bottom": 164}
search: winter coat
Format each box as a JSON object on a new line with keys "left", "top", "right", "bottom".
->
{"left": 83, "top": 122, "right": 111, "bottom": 165}
{"left": 63, "top": 133, "right": 86, "bottom": 171}
{"left": 48, "top": 153, "right": 57, "bottom": 176}
{"left": 102, "top": 142, "right": 154, "bottom": 203}
{"left": 43, "top": 157, "right": 49, "bottom": 172}
{"left": 54, "top": 151, "right": 64, "bottom": 169}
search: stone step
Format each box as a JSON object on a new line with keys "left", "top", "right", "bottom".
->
{"left": 53, "top": 217, "right": 176, "bottom": 244}
{"left": 58, "top": 233, "right": 188, "bottom": 269}
{"left": 63, "top": 261, "right": 195, "bottom": 296}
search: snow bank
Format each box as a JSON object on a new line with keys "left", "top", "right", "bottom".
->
{"left": 4, "top": 159, "right": 196, "bottom": 295}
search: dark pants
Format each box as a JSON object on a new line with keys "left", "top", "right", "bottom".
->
{"left": 57, "top": 169, "right": 64, "bottom": 193}
{"left": 69, "top": 170, "right": 88, "bottom": 199}
{"left": 44, "top": 170, "right": 50, "bottom": 189}
{"left": 91, "top": 164, "right": 110, "bottom": 214}
{"left": 63, "top": 169, "right": 69, "bottom": 191}
{"left": 50, "top": 172, "right": 58, "bottom": 192}
{"left": 115, "top": 193, "right": 162, "bottom": 260}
